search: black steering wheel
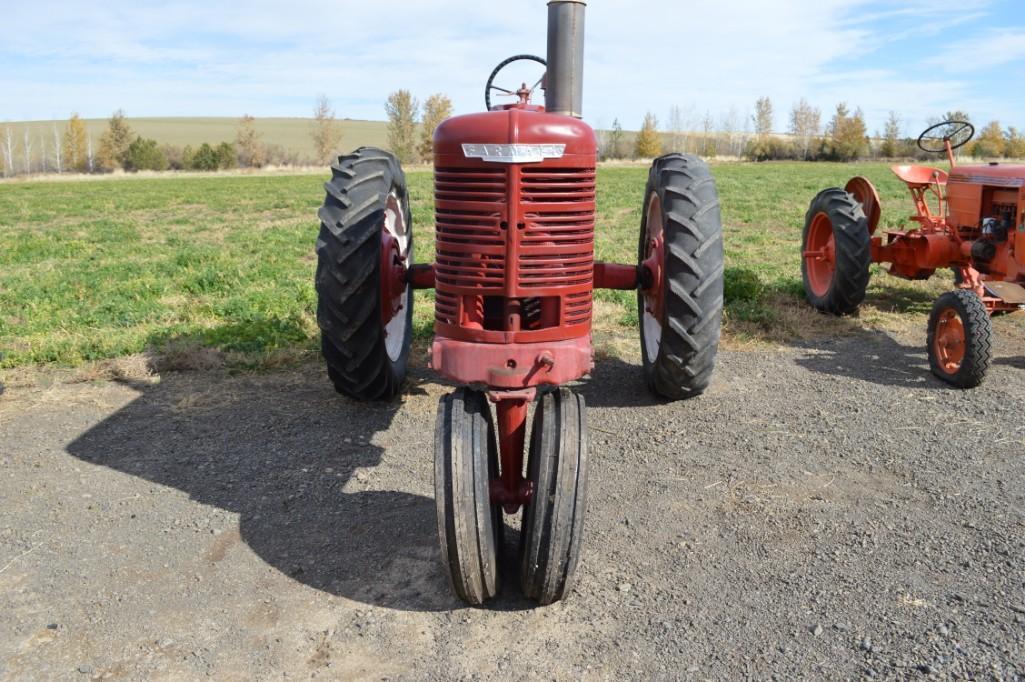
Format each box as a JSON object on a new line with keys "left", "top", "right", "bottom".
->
{"left": 484, "top": 54, "right": 547, "bottom": 111}
{"left": 917, "top": 120, "right": 975, "bottom": 153}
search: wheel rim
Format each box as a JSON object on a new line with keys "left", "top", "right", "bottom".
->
{"left": 933, "top": 307, "right": 966, "bottom": 374}
{"left": 381, "top": 193, "right": 410, "bottom": 362}
{"left": 642, "top": 193, "right": 665, "bottom": 364}
{"left": 803, "top": 212, "right": 836, "bottom": 298}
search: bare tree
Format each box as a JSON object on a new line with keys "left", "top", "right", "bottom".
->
{"left": 311, "top": 96, "right": 342, "bottom": 164}
{"left": 236, "top": 114, "right": 266, "bottom": 168}
{"left": 87, "top": 134, "right": 94, "bottom": 172}
{"left": 700, "top": 112, "right": 716, "bottom": 157}
{"left": 52, "top": 123, "right": 63, "bottom": 173}
{"left": 667, "top": 105, "right": 685, "bottom": 153}
{"left": 37, "top": 132, "right": 45, "bottom": 173}
{"left": 607, "top": 118, "right": 624, "bottom": 159}
{"left": 788, "top": 98, "right": 821, "bottom": 160}
{"left": 2, "top": 127, "right": 14, "bottom": 177}
{"left": 23, "top": 129, "right": 33, "bottom": 174}
{"left": 719, "top": 107, "right": 741, "bottom": 156}
{"left": 752, "top": 97, "right": 774, "bottom": 137}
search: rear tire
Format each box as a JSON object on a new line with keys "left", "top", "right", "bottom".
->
{"left": 520, "top": 388, "right": 588, "bottom": 604}
{"left": 801, "top": 188, "right": 870, "bottom": 315}
{"left": 435, "top": 389, "right": 502, "bottom": 605}
{"left": 315, "top": 147, "right": 413, "bottom": 401}
{"left": 927, "top": 289, "right": 993, "bottom": 388}
{"left": 638, "top": 154, "right": 724, "bottom": 400}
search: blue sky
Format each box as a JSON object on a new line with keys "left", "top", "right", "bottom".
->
{"left": 3, "top": 0, "right": 1024, "bottom": 136}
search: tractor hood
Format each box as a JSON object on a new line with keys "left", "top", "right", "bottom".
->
{"left": 949, "top": 163, "right": 1025, "bottom": 187}
{"left": 433, "top": 107, "right": 596, "bottom": 169}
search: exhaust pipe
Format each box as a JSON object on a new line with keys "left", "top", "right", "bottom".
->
{"left": 545, "top": 0, "right": 586, "bottom": 118}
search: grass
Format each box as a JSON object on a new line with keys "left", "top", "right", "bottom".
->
{"left": 0, "top": 161, "right": 979, "bottom": 373}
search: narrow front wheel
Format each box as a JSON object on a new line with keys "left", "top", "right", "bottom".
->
{"left": 435, "top": 388, "right": 502, "bottom": 605}
{"left": 927, "top": 289, "right": 993, "bottom": 388}
{"left": 520, "top": 388, "right": 588, "bottom": 604}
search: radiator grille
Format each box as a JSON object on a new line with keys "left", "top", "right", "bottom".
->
{"left": 519, "top": 167, "right": 595, "bottom": 294}
{"left": 434, "top": 168, "right": 506, "bottom": 293}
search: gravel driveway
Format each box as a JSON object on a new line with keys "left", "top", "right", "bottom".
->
{"left": 2, "top": 328, "right": 1024, "bottom": 679}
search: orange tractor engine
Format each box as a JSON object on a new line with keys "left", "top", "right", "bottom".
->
{"left": 802, "top": 120, "right": 1025, "bottom": 387}
{"left": 313, "top": 0, "right": 725, "bottom": 606}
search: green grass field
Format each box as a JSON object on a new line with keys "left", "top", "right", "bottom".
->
{"left": 3, "top": 117, "right": 389, "bottom": 166}
{"left": 0, "top": 162, "right": 961, "bottom": 373}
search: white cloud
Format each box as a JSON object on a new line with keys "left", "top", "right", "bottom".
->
{"left": 924, "top": 28, "right": 1025, "bottom": 73}
{"left": 1, "top": 0, "right": 1021, "bottom": 132}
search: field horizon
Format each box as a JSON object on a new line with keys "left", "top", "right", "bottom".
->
{"left": 1, "top": 116, "right": 390, "bottom": 164}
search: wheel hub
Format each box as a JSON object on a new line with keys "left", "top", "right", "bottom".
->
{"left": 933, "top": 308, "right": 966, "bottom": 373}
{"left": 803, "top": 211, "right": 836, "bottom": 298}
{"left": 641, "top": 193, "right": 666, "bottom": 363}
{"left": 380, "top": 193, "right": 410, "bottom": 361}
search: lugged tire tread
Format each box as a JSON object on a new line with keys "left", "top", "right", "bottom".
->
{"left": 801, "top": 188, "right": 871, "bottom": 315}
{"left": 638, "top": 153, "right": 724, "bottom": 400}
{"left": 314, "top": 147, "right": 412, "bottom": 401}
{"left": 926, "top": 289, "right": 993, "bottom": 388}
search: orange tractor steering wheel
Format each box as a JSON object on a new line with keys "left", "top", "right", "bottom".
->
{"left": 917, "top": 120, "right": 975, "bottom": 153}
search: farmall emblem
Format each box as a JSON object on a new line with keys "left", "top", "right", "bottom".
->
{"left": 462, "top": 144, "right": 566, "bottom": 163}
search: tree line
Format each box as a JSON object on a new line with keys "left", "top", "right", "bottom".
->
{"left": 5, "top": 95, "right": 1022, "bottom": 178}
{"left": 601, "top": 98, "right": 1025, "bottom": 163}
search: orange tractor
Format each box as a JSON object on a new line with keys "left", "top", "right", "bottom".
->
{"left": 802, "top": 120, "right": 1025, "bottom": 387}
{"left": 313, "top": 1, "right": 723, "bottom": 605}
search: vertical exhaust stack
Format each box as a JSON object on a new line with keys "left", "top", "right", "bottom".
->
{"left": 545, "top": 0, "right": 586, "bottom": 118}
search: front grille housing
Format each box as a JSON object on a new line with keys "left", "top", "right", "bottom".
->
{"left": 433, "top": 163, "right": 595, "bottom": 343}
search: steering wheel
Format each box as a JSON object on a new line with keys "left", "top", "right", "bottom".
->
{"left": 484, "top": 54, "right": 547, "bottom": 111}
{"left": 917, "top": 120, "right": 974, "bottom": 153}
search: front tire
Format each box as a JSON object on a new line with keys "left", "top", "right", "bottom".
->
{"left": 801, "top": 188, "right": 870, "bottom": 315}
{"left": 638, "top": 154, "right": 724, "bottom": 400}
{"left": 520, "top": 388, "right": 589, "bottom": 604}
{"left": 435, "top": 389, "right": 502, "bottom": 605}
{"left": 927, "top": 289, "right": 993, "bottom": 388}
{"left": 315, "top": 147, "right": 413, "bottom": 400}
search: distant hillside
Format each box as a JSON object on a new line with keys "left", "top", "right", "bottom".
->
{"left": 2, "top": 117, "right": 389, "bottom": 166}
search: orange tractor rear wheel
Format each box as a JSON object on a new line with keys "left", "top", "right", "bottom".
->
{"left": 801, "top": 188, "right": 871, "bottom": 315}
{"left": 926, "top": 289, "right": 993, "bottom": 388}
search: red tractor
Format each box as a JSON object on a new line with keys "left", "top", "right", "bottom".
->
{"left": 802, "top": 120, "right": 1025, "bottom": 388}
{"left": 314, "top": 1, "right": 724, "bottom": 605}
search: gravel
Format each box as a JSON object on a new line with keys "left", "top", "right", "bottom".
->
{"left": 1, "top": 330, "right": 1023, "bottom": 678}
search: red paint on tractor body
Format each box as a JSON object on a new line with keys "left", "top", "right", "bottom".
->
{"left": 430, "top": 105, "right": 598, "bottom": 383}
{"left": 428, "top": 104, "right": 600, "bottom": 509}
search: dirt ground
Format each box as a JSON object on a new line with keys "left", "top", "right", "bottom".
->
{"left": 2, "top": 326, "right": 1024, "bottom": 680}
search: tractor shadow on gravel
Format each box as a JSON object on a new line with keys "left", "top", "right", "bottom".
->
{"left": 792, "top": 331, "right": 943, "bottom": 389}
{"left": 63, "top": 364, "right": 480, "bottom": 613}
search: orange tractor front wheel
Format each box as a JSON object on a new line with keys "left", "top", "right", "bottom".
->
{"left": 926, "top": 290, "right": 993, "bottom": 388}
